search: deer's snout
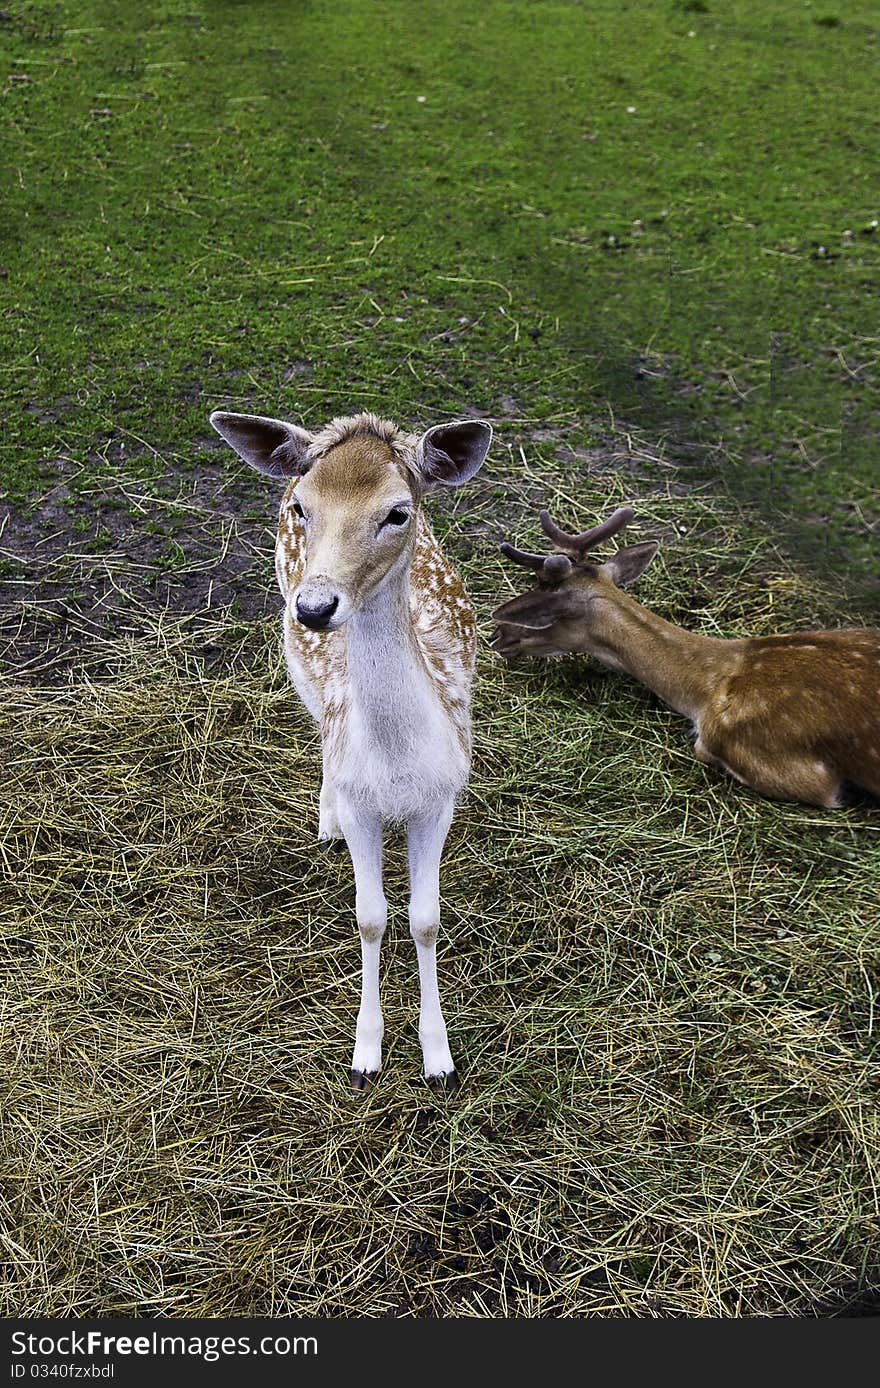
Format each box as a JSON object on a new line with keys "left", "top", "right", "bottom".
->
{"left": 295, "top": 579, "right": 341, "bottom": 630}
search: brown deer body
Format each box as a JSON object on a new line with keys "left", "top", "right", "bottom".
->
{"left": 491, "top": 507, "right": 880, "bottom": 809}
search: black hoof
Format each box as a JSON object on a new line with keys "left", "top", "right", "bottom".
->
{"left": 350, "top": 1069, "right": 378, "bottom": 1092}
{"left": 426, "top": 1071, "right": 459, "bottom": 1094}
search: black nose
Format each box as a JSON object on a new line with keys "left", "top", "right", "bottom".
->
{"left": 295, "top": 594, "right": 339, "bottom": 629}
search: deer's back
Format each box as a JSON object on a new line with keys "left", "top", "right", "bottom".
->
{"left": 702, "top": 629, "right": 880, "bottom": 796}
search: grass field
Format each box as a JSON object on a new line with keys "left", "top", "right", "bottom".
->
{"left": 2, "top": 0, "right": 879, "bottom": 1317}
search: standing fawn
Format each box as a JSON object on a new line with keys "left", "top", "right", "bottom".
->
{"left": 491, "top": 505, "right": 880, "bottom": 809}
{"left": 211, "top": 408, "right": 492, "bottom": 1088}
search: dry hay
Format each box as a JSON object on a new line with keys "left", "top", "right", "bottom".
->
{"left": 1, "top": 482, "right": 879, "bottom": 1317}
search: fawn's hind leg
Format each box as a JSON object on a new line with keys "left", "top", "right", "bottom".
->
{"left": 407, "top": 798, "right": 457, "bottom": 1086}
{"left": 318, "top": 749, "right": 342, "bottom": 842}
{"left": 318, "top": 776, "right": 342, "bottom": 840}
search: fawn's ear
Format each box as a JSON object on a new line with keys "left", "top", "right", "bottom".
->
{"left": 602, "top": 540, "right": 660, "bottom": 588}
{"left": 415, "top": 420, "right": 493, "bottom": 488}
{"left": 209, "top": 411, "right": 314, "bottom": 478}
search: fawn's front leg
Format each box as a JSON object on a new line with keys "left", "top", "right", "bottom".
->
{"left": 336, "top": 795, "right": 386, "bottom": 1089}
{"left": 407, "top": 798, "right": 456, "bottom": 1087}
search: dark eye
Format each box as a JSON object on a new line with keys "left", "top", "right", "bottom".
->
{"left": 291, "top": 499, "right": 304, "bottom": 519}
{"left": 382, "top": 506, "right": 409, "bottom": 527}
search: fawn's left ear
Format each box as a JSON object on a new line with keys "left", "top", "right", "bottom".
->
{"left": 602, "top": 540, "right": 660, "bottom": 587}
{"left": 415, "top": 420, "right": 493, "bottom": 488}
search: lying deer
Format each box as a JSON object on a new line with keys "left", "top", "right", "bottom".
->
{"left": 211, "top": 408, "right": 492, "bottom": 1088}
{"left": 491, "top": 506, "right": 880, "bottom": 809}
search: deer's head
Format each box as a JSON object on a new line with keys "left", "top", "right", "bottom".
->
{"left": 491, "top": 506, "right": 659, "bottom": 659}
{"left": 210, "top": 411, "right": 492, "bottom": 629}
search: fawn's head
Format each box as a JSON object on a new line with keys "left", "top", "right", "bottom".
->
{"left": 491, "top": 506, "right": 659, "bottom": 658}
{"left": 211, "top": 410, "right": 492, "bottom": 629}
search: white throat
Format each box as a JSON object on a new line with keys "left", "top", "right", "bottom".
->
{"left": 346, "top": 560, "right": 428, "bottom": 754}
{"left": 335, "top": 554, "right": 468, "bottom": 818}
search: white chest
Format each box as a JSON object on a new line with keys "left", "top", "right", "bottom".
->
{"left": 281, "top": 601, "right": 472, "bottom": 823}
{"left": 330, "top": 670, "right": 469, "bottom": 819}
{"left": 276, "top": 507, "right": 475, "bottom": 820}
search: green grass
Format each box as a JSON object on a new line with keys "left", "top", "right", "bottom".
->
{"left": 1, "top": 0, "right": 879, "bottom": 1319}
{"left": 3, "top": 0, "right": 879, "bottom": 583}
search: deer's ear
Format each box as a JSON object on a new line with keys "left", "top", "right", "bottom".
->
{"left": 602, "top": 540, "right": 660, "bottom": 588}
{"left": 415, "top": 420, "right": 492, "bottom": 488}
{"left": 491, "top": 592, "right": 558, "bottom": 631}
{"left": 209, "top": 411, "right": 314, "bottom": 478}
{"left": 491, "top": 585, "right": 580, "bottom": 629}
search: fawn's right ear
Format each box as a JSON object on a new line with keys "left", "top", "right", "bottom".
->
{"left": 209, "top": 411, "right": 314, "bottom": 478}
